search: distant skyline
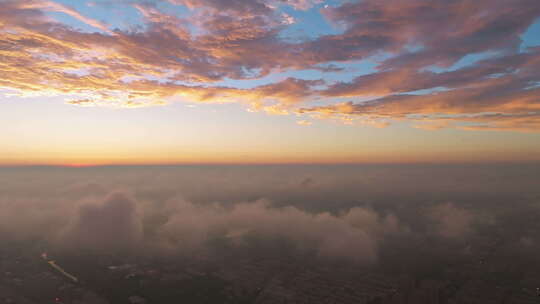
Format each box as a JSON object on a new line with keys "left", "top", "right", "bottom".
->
{"left": 1, "top": 0, "right": 540, "bottom": 165}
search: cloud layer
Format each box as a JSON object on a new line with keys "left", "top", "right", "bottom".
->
{"left": 0, "top": 0, "right": 539, "bottom": 130}
{"left": 1, "top": 165, "right": 539, "bottom": 263}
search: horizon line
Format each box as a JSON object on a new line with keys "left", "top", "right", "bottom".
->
{"left": 1, "top": 160, "right": 540, "bottom": 168}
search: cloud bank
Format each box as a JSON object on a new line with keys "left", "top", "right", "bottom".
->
{"left": 1, "top": 189, "right": 403, "bottom": 263}
{"left": 1, "top": 165, "right": 539, "bottom": 263}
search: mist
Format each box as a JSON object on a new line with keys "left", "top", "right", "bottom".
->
{"left": 1, "top": 164, "right": 539, "bottom": 264}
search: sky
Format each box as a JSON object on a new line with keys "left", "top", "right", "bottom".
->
{"left": 1, "top": 0, "right": 540, "bottom": 165}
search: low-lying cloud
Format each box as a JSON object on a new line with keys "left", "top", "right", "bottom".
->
{"left": 156, "top": 198, "right": 403, "bottom": 262}
{"left": 5, "top": 190, "right": 403, "bottom": 263}
{"left": 428, "top": 202, "right": 474, "bottom": 238}
{"left": 1, "top": 165, "right": 539, "bottom": 263}
{"left": 60, "top": 192, "right": 143, "bottom": 252}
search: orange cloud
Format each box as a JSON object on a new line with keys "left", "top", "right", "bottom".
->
{"left": 297, "top": 120, "right": 313, "bottom": 126}
{"left": 20, "top": 0, "right": 113, "bottom": 34}
{"left": 1, "top": 0, "right": 540, "bottom": 132}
